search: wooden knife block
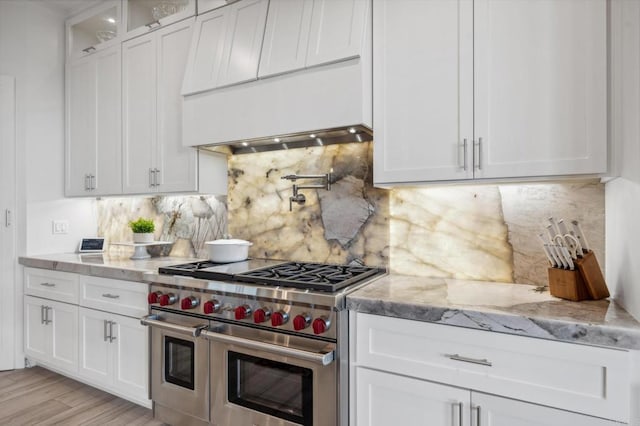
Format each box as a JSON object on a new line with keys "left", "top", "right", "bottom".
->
{"left": 548, "top": 251, "right": 609, "bottom": 301}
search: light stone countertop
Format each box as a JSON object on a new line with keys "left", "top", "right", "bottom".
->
{"left": 18, "top": 253, "right": 201, "bottom": 282}
{"left": 347, "top": 274, "right": 640, "bottom": 350}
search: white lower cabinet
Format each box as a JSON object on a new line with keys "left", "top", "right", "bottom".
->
{"left": 78, "top": 307, "right": 149, "bottom": 405}
{"left": 351, "top": 312, "right": 631, "bottom": 425}
{"left": 356, "top": 368, "right": 618, "bottom": 426}
{"left": 24, "top": 296, "right": 78, "bottom": 374}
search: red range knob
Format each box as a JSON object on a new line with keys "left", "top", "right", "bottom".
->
{"left": 271, "top": 311, "right": 289, "bottom": 327}
{"left": 253, "top": 307, "right": 271, "bottom": 324}
{"left": 312, "top": 316, "right": 331, "bottom": 335}
{"left": 203, "top": 299, "right": 221, "bottom": 314}
{"left": 147, "top": 291, "right": 162, "bottom": 304}
{"left": 235, "top": 305, "right": 252, "bottom": 320}
{"left": 293, "top": 313, "right": 311, "bottom": 331}
{"left": 181, "top": 296, "right": 199, "bottom": 310}
{"left": 159, "top": 293, "right": 176, "bottom": 306}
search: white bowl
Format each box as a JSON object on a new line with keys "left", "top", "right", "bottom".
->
{"left": 205, "top": 239, "right": 252, "bottom": 263}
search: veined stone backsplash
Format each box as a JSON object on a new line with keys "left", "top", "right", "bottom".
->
{"left": 227, "top": 142, "right": 389, "bottom": 266}
{"left": 97, "top": 195, "right": 227, "bottom": 258}
{"left": 96, "top": 143, "right": 604, "bottom": 288}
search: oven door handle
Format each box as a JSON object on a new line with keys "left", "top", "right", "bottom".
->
{"left": 140, "top": 315, "right": 208, "bottom": 338}
{"left": 200, "top": 328, "right": 335, "bottom": 366}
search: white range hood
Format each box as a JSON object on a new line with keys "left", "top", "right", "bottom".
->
{"left": 181, "top": 0, "right": 372, "bottom": 153}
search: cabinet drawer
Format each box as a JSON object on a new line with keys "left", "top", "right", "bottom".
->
{"left": 352, "top": 312, "right": 630, "bottom": 423}
{"left": 79, "top": 276, "right": 148, "bottom": 318}
{"left": 24, "top": 268, "right": 79, "bottom": 304}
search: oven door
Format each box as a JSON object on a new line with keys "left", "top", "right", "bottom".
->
{"left": 203, "top": 322, "right": 337, "bottom": 426}
{"left": 141, "top": 310, "right": 210, "bottom": 423}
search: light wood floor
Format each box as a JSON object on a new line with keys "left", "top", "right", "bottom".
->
{"left": 0, "top": 366, "right": 165, "bottom": 425}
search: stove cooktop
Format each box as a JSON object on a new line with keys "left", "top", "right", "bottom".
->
{"left": 158, "top": 259, "right": 385, "bottom": 292}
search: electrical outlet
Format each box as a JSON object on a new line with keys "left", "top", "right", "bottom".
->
{"left": 52, "top": 220, "right": 69, "bottom": 235}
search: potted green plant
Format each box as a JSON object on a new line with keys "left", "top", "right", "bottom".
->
{"left": 129, "top": 217, "right": 155, "bottom": 243}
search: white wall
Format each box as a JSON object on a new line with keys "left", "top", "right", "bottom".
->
{"left": 0, "top": 0, "right": 98, "bottom": 369}
{"left": 0, "top": 0, "right": 97, "bottom": 256}
{"left": 606, "top": 0, "right": 640, "bottom": 321}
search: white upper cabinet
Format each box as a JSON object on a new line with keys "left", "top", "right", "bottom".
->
{"left": 123, "top": 0, "right": 196, "bottom": 40}
{"left": 258, "top": 0, "right": 313, "bottom": 78}
{"left": 373, "top": 0, "right": 473, "bottom": 184}
{"left": 123, "top": 19, "right": 200, "bottom": 194}
{"left": 306, "top": 0, "right": 369, "bottom": 67}
{"left": 258, "top": 0, "right": 369, "bottom": 79}
{"left": 66, "top": 44, "right": 122, "bottom": 197}
{"left": 473, "top": 0, "right": 607, "bottom": 179}
{"left": 66, "top": 0, "right": 122, "bottom": 60}
{"left": 373, "top": 0, "right": 607, "bottom": 185}
{"left": 182, "top": 0, "right": 268, "bottom": 94}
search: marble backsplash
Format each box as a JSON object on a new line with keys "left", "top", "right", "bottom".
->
{"left": 95, "top": 143, "right": 605, "bottom": 288}
{"left": 97, "top": 195, "right": 227, "bottom": 258}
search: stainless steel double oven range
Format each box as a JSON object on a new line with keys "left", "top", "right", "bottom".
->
{"left": 141, "top": 259, "right": 385, "bottom": 426}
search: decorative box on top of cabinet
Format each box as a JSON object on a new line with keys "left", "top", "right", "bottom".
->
{"left": 122, "top": 17, "right": 228, "bottom": 195}
{"left": 372, "top": 0, "right": 607, "bottom": 185}
{"left": 123, "top": 0, "right": 196, "bottom": 41}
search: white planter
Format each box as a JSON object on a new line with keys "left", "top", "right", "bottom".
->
{"left": 132, "top": 232, "right": 154, "bottom": 243}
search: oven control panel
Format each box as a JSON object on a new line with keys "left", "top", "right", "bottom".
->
{"left": 147, "top": 287, "right": 337, "bottom": 339}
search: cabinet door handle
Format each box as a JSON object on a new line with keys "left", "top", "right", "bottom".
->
{"left": 475, "top": 137, "right": 483, "bottom": 170}
{"left": 101, "top": 293, "right": 120, "bottom": 299}
{"left": 453, "top": 402, "right": 463, "bottom": 426}
{"left": 84, "top": 174, "right": 89, "bottom": 190}
{"left": 474, "top": 405, "right": 481, "bottom": 426}
{"left": 5, "top": 209, "right": 11, "bottom": 227}
{"left": 44, "top": 306, "right": 52, "bottom": 325}
{"left": 445, "top": 353, "right": 492, "bottom": 367}
{"left": 149, "top": 168, "right": 154, "bottom": 187}
{"left": 40, "top": 282, "right": 56, "bottom": 287}
{"left": 146, "top": 20, "right": 161, "bottom": 29}
{"left": 154, "top": 168, "right": 160, "bottom": 187}
{"left": 82, "top": 46, "right": 96, "bottom": 53}
{"left": 41, "top": 305, "right": 46, "bottom": 325}
{"left": 109, "top": 321, "right": 116, "bottom": 343}
{"left": 461, "top": 139, "right": 468, "bottom": 171}
{"left": 104, "top": 319, "right": 109, "bottom": 342}
{"left": 90, "top": 174, "right": 95, "bottom": 190}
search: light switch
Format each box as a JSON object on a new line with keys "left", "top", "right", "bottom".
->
{"left": 52, "top": 220, "right": 69, "bottom": 234}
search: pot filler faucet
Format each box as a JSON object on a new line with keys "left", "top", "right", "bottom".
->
{"left": 281, "top": 170, "right": 332, "bottom": 211}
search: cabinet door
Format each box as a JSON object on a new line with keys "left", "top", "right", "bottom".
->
{"left": 66, "top": 55, "right": 96, "bottom": 196}
{"left": 78, "top": 307, "right": 112, "bottom": 385}
{"left": 111, "top": 314, "right": 149, "bottom": 402}
{"left": 182, "top": 6, "right": 230, "bottom": 95}
{"left": 94, "top": 45, "right": 122, "bottom": 195}
{"left": 24, "top": 296, "right": 48, "bottom": 360}
{"left": 155, "top": 19, "right": 198, "bottom": 193}
{"left": 372, "top": 0, "right": 474, "bottom": 185}
{"left": 216, "top": 0, "right": 269, "bottom": 88}
{"left": 474, "top": 0, "right": 607, "bottom": 179}
{"left": 258, "top": 0, "right": 313, "bottom": 78}
{"left": 473, "top": 393, "right": 620, "bottom": 426}
{"left": 355, "top": 367, "right": 469, "bottom": 426}
{"left": 48, "top": 300, "right": 79, "bottom": 374}
{"left": 305, "top": 0, "right": 368, "bottom": 67}
{"left": 123, "top": 33, "right": 157, "bottom": 194}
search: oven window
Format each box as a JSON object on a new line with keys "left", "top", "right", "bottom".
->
{"left": 164, "top": 336, "right": 195, "bottom": 390}
{"left": 228, "top": 351, "right": 313, "bottom": 426}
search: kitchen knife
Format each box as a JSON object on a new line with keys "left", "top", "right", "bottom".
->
{"left": 560, "top": 246, "right": 575, "bottom": 270}
{"left": 552, "top": 244, "right": 569, "bottom": 269}
{"left": 567, "top": 229, "right": 584, "bottom": 255}
{"left": 537, "top": 234, "right": 556, "bottom": 266}
{"left": 571, "top": 220, "right": 590, "bottom": 253}
{"left": 547, "top": 217, "right": 562, "bottom": 238}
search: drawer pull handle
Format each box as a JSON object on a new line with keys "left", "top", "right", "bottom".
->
{"left": 445, "top": 353, "right": 492, "bottom": 367}
{"left": 40, "top": 282, "right": 56, "bottom": 287}
{"left": 102, "top": 293, "right": 120, "bottom": 299}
